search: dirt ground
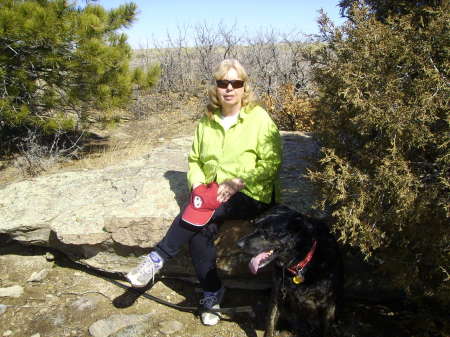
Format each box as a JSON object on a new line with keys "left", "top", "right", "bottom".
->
{"left": 0, "top": 241, "right": 273, "bottom": 337}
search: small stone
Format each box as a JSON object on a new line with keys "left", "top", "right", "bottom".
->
{"left": 3, "top": 331, "right": 12, "bottom": 337}
{"left": 45, "top": 252, "right": 55, "bottom": 261}
{"left": 27, "top": 269, "right": 49, "bottom": 282}
{"left": 30, "top": 334, "right": 41, "bottom": 337}
{"left": 71, "top": 294, "right": 102, "bottom": 311}
{"left": 0, "top": 285, "right": 24, "bottom": 298}
{"left": 89, "top": 313, "right": 153, "bottom": 337}
{"left": 158, "top": 320, "right": 183, "bottom": 335}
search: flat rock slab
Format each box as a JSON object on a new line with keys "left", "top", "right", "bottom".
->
{"left": 0, "top": 285, "right": 24, "bottom": 298}
{"left": 0, "top": 132, "right": 321, "bottom": 277}
{"left": 89, "top": 313, "right": 154, "bottom": 337}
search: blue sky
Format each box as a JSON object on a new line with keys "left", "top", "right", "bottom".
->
{"left": 96, "top": 0, "right": 345, "bottom": 48}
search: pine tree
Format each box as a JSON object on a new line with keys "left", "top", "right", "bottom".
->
{"left": 0, "top": 0, "right": 141, "bottom": 154}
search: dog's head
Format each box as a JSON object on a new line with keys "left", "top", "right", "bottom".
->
{"left": 237, "top": 205, "right": 317, "bottom": 274}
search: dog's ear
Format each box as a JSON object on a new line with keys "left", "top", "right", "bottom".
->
{"left": 286, "top": 213, "right": 319, "bottom": 238}
{"left": 304, "top": 215, "right": 329, "bottom": 238}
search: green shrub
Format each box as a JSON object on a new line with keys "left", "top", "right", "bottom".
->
{"left": 309, "top": 1, "right": 449, "bottom": 310}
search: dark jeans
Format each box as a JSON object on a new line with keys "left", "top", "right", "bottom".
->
{"left": 155, "top": 192, "right": 270, "bottom": 292}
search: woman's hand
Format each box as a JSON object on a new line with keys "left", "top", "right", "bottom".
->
{"left": 217, "top": 178, "right": 245, "bottom": 203}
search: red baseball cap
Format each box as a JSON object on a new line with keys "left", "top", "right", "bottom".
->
{"left": 182, "top": 182, "right": 222, "bottom": 226}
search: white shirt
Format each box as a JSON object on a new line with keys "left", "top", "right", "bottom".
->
{"left": 220, "top": 113, "right": 239, "bottom": 130}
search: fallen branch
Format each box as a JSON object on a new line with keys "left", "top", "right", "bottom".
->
{"left": 57, "top": 290, "right": 113, "bottom": 301}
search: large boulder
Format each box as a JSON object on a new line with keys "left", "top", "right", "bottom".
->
{"left": 0, "top": 132, "right": 320, "bottom": 279}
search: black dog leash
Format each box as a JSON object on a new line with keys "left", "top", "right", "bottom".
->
{"left": 104, "top": 276, "right": 255, "bottom": 316}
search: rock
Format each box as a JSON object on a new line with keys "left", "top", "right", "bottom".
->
{"left": 88, "top": 313, "right": 153, "bottom": 337}
{"left": 0, "top": 133, "right": 321, "bottom": 278}
{"left": 0, "top": 285, "right": 24, "bottom": 298}
{"left": 2, "top": 331, "right": 12, "bottom": 337}
{"left": 27, "top": 269, "right": 49, "bottom": 282}
{"left": 45, "top": 252, "right": 55, "bottom": 261}
{"left": 30, "top": 334, "right": 41, "bottom": 337}
{"left": 71, "top": 294, "right": 103, "bottom": 311}
{"left": 158, "top": 320, "right": 184, "bottom": 335}
{"left": 0, "top": 304, "right": 7, "bottom": 315}
{"left": 109, "top": 322, "right": 152, "bottom": 337}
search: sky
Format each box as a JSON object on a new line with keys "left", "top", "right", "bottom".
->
{"left": 95, "top": 0, "right": 346, "bottom": 49}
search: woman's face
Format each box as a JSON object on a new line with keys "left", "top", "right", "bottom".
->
{"left": 216, "top": 68, "right": 244, "bottom": 110}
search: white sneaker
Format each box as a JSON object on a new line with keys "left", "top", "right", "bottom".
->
{"left": 200, "top": 286, "right": 225, "bottom": 326}
{"left": 126, "top": 251, "right": 163, "bottom": 288}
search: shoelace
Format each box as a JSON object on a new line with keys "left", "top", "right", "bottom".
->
{"left": 139, "top": 256, "right": 158, "bottom": 284}
{"left": 200, "top": 294, "right": 218, "bottom": 309}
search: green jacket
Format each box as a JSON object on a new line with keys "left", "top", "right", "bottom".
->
{"left": 187, "top": 104, "right": 282, "bottom": 204}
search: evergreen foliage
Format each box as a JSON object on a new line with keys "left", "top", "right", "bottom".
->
{"left": 339, "top": 0, "right": 444, "bottom": 22}
{"left": 132, "top": 63, "right": 161, "bottom": 90}
{"left": 308, "top": 0, "right": 449, "bottom": 312}
{"left": 0, "top": 0, "right": 158, "bottom": 155}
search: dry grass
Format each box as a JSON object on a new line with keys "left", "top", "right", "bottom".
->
{"left": 65, "top": 135, "right": 159, "bottom": 171}
{"left": 0, "top": 134, "right": 157, "bottom": 185}
{"left": 0, "top": 96, "right": 200, "bottom": 186}
{"left": 262, "top": 84, "right": 316, "bottom": 132}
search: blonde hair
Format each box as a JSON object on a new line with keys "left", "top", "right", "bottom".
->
{"left": 206, "top": 59, "right": 256, "bottom": 117}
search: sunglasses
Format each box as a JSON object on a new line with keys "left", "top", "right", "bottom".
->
{"left": 216, "top": 79, "right": 245, "bottom": 89}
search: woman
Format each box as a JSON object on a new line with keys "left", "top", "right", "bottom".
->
{"left": 127, "top": 59, "right": 282, "bottom": 326}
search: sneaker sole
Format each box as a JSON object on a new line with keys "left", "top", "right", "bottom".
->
{"left": 201, "top": 315, "right": 220, "bottom": 326}
{"left": 126, "top": 275, "right": 150, "bottom": 288}
{"left": 202, "top": 320, "right": 219, "bottom": 326}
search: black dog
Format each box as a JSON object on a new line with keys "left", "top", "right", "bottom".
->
{"left": 237, "top": 205, "right": 343, "bottom": 337}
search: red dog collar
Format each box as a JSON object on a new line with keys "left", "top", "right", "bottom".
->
{"left": 287, "top": 240, "right": 317, "bottom": 283}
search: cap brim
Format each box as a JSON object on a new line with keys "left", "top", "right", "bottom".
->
{"left": 181, "top": 205, "right": 215, "bottom": 226}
